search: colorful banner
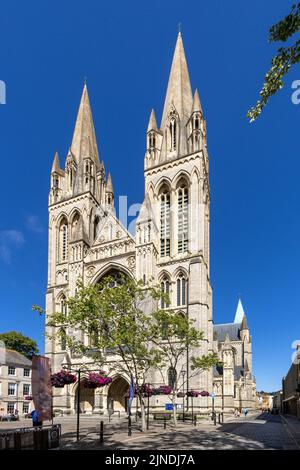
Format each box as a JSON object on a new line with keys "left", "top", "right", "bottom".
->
{"left": 31, "top": 356, "right": 52, "bottom": 421}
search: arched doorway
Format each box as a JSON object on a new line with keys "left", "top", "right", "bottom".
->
{"left": 107, "top": 377, "right": 129, "bottom": 413}
{"left": 75, "top": 381, "right": 95, "bottom": 413}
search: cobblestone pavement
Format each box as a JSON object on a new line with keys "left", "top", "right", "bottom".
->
{"left": 1, "top": 412, "right": 299, "bottom": 450}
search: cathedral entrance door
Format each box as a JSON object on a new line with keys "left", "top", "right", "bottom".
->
{"left": 107, "top": 377, "right": 129, "bottom": 413}
{"left": 76, "top": 382, "right": 95, "bottom": 413}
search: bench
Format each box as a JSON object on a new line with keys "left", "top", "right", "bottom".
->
{"left": 153, "top": 413, "right": 172, "bottom": 421}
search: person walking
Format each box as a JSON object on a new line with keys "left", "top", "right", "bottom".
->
{"left": 244, "top": 408, "right": 249, "bottom": 418}
{"left": 31, "top": 409, "right": 43, "bottom": 427}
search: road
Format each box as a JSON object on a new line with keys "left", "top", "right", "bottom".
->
{"left": 1, "top": 412, "right": 300, "bottom": 450}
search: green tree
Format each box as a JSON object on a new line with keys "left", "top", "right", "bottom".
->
{"left": 34, "top": 275, "right": 219, "bottom": 430}
{"left": 248, "top": 2, "right": 300, "bottom": 121}
{"left": 36, "top": 275, "right": 165, "bottom": 432}
{"left": 0, "top": 331, "right": 39, "bottom": 359}
{"left": 151, "top": 309, "right": 219, "bottom": 426}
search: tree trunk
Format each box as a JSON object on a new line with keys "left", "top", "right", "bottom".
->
{"left": 139, "top": 395, "right": 147, "bottom": 432}
{"left": 172, "top": 393, "right": 177, "bottom": 427}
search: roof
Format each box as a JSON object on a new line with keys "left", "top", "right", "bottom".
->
{"left": 213, "top": 323, "right": 241, "bottom": 342}
{"left": 0, "top": 348, "right": 32, "bottom": 367}
{"left": 234, "top": 366, "right": 245, "bottom": 380}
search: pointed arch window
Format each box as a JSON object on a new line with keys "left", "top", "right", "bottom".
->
{"left": 71, "top": 212, "right": 80, "bottom": 240}
{"left": 160, "top": 189, "right": 170, "bottom": 257}
{"left": 170, "top": 118, "right": 177, "bottom": 151}
{"left": 60, "top": 295, "right": 67, "bottom": 316}
{"left": 94, "top": 216, "right": 100, "bottom": 240}
{"left": 177, "top": 182, "right": 188, "bottom": 253}
{"left": 161, "top": 276, "right": 170, "bottom": 309}
{"left": 149, "top": 132, "right": 156, "bottom": 149}
{"left": 59, "top": 219, "right": 68, "bottom": 262}
{"left": 177, "top": 274, "right": 187, "bottom": 307}
{"left": 60, "top": 328, "right": 66, "bottom": 351}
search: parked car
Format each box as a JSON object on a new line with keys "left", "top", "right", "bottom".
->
{"left": 0, "top": 413, "right": 19, "bottom": 421}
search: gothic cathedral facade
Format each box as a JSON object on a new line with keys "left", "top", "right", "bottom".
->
{"left": 45, "top": 33, "right": 256, "bottom": 414}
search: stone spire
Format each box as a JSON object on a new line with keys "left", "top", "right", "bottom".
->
{"left": 147, "top": 109, "right": 158, "bottom": 132}
{"left": 70, "top": 83, "right": 100, "bottom": 169}
{"left": 160, "top": 32, "right": 193, "bottom": 130}
{"left": 106, "top": 172, "right": 114, "bottom": 194}
{"left": 51, "top": 151, "right": 61, "bottom": 173}
{"left": 192, "top": 88, "right": 203, "bottom": 114}
{"left": 234, "top": 299, "right": 245, "bottom": 324}
{"left": 105, "top": 172, "right": 114, "bottom": 206}
{"left": 241, "top": 315, "right": 249, "bottom": 331}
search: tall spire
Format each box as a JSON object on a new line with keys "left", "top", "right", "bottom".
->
{"left": 51, "top": 151, "right": 61, "bottom": 173}
{"left": 161, "top": 32, "right": 193, "bottom": 130}
{"left": 192, "top": 88, "right": 203, "bottom": 114}
{"left": 241, "top": 315, "right": 249, "bottom": 331}
{"left": 70, "top": 84, "right": 100, "bottom": 169}
{"left": 106, "top": 172, "right": 114, "bottom": 193}
{"left": 234, "top": 299, "right": 246, "bottom": 324}
{"left": 147, "top": 109, "right": 158, "bottom": 132}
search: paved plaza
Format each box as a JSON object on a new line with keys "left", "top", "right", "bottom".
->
{"left": 1, "top": 412, "right": 300, "bottom": 450}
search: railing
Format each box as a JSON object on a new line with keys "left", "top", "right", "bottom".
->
{"left": 0, "top": 424, "right": 61, "bottom": 450}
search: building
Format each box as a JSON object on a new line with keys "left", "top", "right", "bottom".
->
{"left": 256, "top": 392, "right": 273, "bottom": 411}
{"left": 272, "top": 390, "right": 283, "bottom": 413}
{"left": 213, "top": 300, "right": 256, "bottom": 411}
{"left": 282, "top": 345, "right": 300, "bottom": 419}
{"left": 0, "top": 348, "right": 32, "bottom": 418}
{"left": 45, "top": 32, "right": 256, "bottom": 415}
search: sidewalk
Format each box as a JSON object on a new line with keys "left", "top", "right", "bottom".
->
{"left": 281, "top": 414, "right": 300, "bottom": 449}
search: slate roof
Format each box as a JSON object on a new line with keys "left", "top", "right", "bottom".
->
{"left": 213, "top": 323, "right": 241, "bottom": 342}
{"left": 0, "top": 348, "right": 32, "bottom": 367}
{"left": 234, "top": 366, "right": 244, "bottom": 379}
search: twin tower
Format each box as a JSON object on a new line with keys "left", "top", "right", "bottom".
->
{"left": 46, "top": 33, "right": 255, "bottom": 414}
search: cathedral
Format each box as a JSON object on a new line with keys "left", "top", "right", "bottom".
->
{"left": 45, "top": 33, "right": 256, "bottom": 415}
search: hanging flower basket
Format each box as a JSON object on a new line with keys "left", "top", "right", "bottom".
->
{"left": 187, "top": 390, "right": 200, "bottom": 398}
{"left": 24, "top": 395, "right": 33, "bottom": 401}
{"left": 139, "top": 384, "right": 153, "bottom": 397}
{"left": 200, "top": 391, "right": 210, "bottom": 397}
{"left": 84, "top": 372, "right": 112, "bottom": 389}
{"left": 50, "top": 370, "right": 77, "bottom": 388}
{"left": 153, "top": 385, "right": 173, "bottom": 395}
{"left": 177, "top": 392, "right": 185, "bottom": 398}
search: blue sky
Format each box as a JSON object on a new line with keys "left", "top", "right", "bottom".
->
{"left": 0, "top": 0, "right": 299, "bottom": 392}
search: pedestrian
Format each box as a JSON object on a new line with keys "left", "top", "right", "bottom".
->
{"left": 31, "top": 409, "right": 43, "bottom": 427}
{"left": 244, "top": 408, "right": 249, "bottom": 418}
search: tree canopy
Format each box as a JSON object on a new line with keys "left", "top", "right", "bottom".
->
{"left": 35, "top": 273, "right": 219, "bottom": 429}
{"left": 0, "top": 331, "right": 39, "bottom": 359}
{"left": 248, "top": 2, "right": 300, "bottom": 121}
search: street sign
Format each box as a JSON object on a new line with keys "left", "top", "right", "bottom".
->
{"left": 165, "top": 404, "right": 173, "bottom": 411}
{"left": 211, "top": 393, "right": 216, "bottom": 398}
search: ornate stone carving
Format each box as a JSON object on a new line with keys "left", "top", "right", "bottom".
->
{"left": 86, "top": 265, "right": 96, "bottom": 279}
{"left": 127, "top": 256, "right": 135, "bottom": 270}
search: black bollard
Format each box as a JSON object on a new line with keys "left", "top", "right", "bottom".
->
{"left": 193, "top": 415, "right": 197, "bottom": 426}
{"left": 218, "top": 413, "right": 221, "bottom": 424}
{"left": 213, "top": 412, "right": 216, "bottom": 426}
{"left": 164, "top": 417, "right": 167, "bottom": 430}
{"left": 100, "top": 421, "right": 104, "bottom": 443}
{"left": 221, "top": 413, "right": 224, "bottom": 423}
{"left": 128, "top": 415, "right": 132, "bottom": 436}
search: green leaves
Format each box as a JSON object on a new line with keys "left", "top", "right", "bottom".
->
{"left": 0, "top": 331, "right": 39, "bottom": 359}
{"left": 248, "top": 2, "right": 300, "bottom": 121}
